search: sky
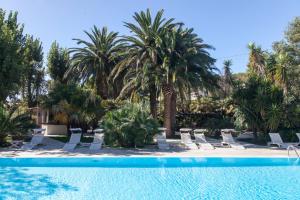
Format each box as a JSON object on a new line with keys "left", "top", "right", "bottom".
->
{"left": 0, "top": 0, "right": 299, "bottom": 73}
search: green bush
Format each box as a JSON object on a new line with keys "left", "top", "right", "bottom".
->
{"left": 101, "top": 103, "right": 159, "bottom": 148}
{"left": 0, "top": 105, "right": 35, "bottom": 146}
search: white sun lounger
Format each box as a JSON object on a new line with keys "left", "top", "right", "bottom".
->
{"left": 63, "top": 129, "right": 82, "bottom": 151}
{"left": 194, "top": 133, "right": 214, "bottom": 150}
{"left": 90, "top": 130, "right": 104, "bottom": 151}
{"left": 156, "top": 128, "right": 170, "bottom": 150}
{"left": 221, "top": 132, "right": 245, "bottom": 150}
{"left": 180, "top": 132, "right": 198, "bottom": 150}
{"left": 268, "top": 133, "right": 298, "bottom": 148}
{"left": 296, "top": 133, "right": 300, "bottom": 145}
{"left": 21, "top": 134, "right": 45, "bottom": 150}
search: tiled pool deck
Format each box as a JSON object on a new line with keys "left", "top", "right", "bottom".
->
{"left": 0, "top": 137, "right": 294, "bottom": 158}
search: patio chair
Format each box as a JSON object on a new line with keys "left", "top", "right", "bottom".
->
{"left": 90, "top": 129, "right": 104, "bottom": 151}
{"left": 268, "top": 133, "right": 298, "bottom": 148}
{"left": 180, "top": 128, "right": 198, "bottom": 150}
{"left": 194, "top": 133, "right": 214, "bottom": 150}
{"left": 156, "top": 128, "right": 170, "bottom": 150}
{"left": 221, "top": 131, "right": 245, "bottom": 150}
{"left": 21, "top": 128, "right": 46, "bottom": 150}
{"left": 63, "top": 128, "right": 82, "bottom": 151}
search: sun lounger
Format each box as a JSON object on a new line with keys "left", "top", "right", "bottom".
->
{"left": 221, "top": 131, "right": 245, "bottom": 150}
{"left": 180, "top": 129, "right": 198, "bottom": 150}
{"left": 63, "top": 128, "right": 82, "bottom": 151}
{"left": 156, "top": 128, "right": 170, "bottom": 150}
{"left": 21, "top": 134, "right": 45, "bottom": 150}
{"left": 21, "top": 128, "right": 46, "bottom": 150}
{"left": 90, "top": 129, "right": 104, "bottom": 151}
{"left": 194, "top": 133, "right": 214, "bottom": 150}
{"left": 268, "top": 133, "right": 298, "bottom": 148}
{"left": 296, "top": 133, "right": 300, "bottom": 145}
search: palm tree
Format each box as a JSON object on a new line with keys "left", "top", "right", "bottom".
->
{"left": 275, "top": 52, "right": 290, "bottom": 95}
{"left": 247, "top": 43, "right": 266, "bottom": 77}
{"left": 223, "top": 59, "right": 233, "bottom": 97}
{"left": 159, "top": 26, "right": 218, "bottom": 135}
{"left": 68, "top": 26, "right": 125, "bottom": 99}
{"left": 111, "top": 9, "right": 176, "bottom": 118}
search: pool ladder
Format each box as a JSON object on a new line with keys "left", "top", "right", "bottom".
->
{"left": 287, "top": 145, "right": 300, "bottom": 158}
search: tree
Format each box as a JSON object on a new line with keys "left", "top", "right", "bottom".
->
{"left": 285, "top": 17, "right": 300, "bottom": 45}
{"left": 112, "top": 9, "right": 176, "bottom": 119}
{"left": 43, "top": 83, "right": 102, "bottom": 128}
{"left": 159, "top": 26, "right": 218, "bottom": 135}
{"left": 68, "top": 26, "right": 125, "bottom": 99}
{"left": 247, "top": 43, "right": 266, "bottom": 77}
{"left": 232, "top": 76, "right": 284, "bottom": 138}
{"left": 0, "top": 9, "right": 25, "bottom": 102}
{"left": 223, "top": 60, "right": 233, "bottom": 97}
{"left": 21, "top": 36, "right": 45, "bottom": 107}
{"left": 47, "top": 41, "right": 70, "bottom": 84}
{"left": 274, "top": 52, "right": 290, "bottom": 95}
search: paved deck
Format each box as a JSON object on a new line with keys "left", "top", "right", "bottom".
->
{"left": 0, "top": 137, "right": 296, "bottom": 158}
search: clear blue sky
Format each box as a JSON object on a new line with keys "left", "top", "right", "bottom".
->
{"left": 1, "top": 0, "right": 299, "bottom": 73}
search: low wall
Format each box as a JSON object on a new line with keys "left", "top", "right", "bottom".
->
{"left": 41, "top": 124, "right": 67, "bottom": 136}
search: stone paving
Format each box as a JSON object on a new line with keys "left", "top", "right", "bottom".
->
{"left": 0, "top": 137, "right": 295, "bottom": 158}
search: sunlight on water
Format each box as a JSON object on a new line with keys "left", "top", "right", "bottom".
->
{"left": 1, "top": 158, "right": 300, "bottom": 200}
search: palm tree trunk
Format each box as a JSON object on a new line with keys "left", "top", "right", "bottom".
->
{"left": 149, "top": 84, "right": 157, "bottom": 119}
{"left": 163, "top": 83, "right": 176, "bottom": 137}
{"left": 95, "top": 70, "right": 108, "bottom": 99}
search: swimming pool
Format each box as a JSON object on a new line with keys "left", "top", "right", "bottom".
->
{"left": 1, "top": 157, "right": 300, "bottom": 200}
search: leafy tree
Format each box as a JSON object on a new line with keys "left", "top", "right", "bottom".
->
{"left": 68, "top": 26, "right": 125, "bottom": 99}
{"left": 285, "top": 17, "right": 300, "bottom": 45}
{"left": 21, "top": 36, "right": 45, "bottom": 107}
{"left": 232, "top": 76, "right": 284, "bottom": 138}
{"left": 43, "top": 83, "right": 103, "bottom": 128}
{"left": 0, "top": 9, "right": 25, "bottom": 102}
{"left": 47, "top": 41, "right": 70, "bottom": 84}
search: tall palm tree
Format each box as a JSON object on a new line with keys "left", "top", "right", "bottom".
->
{"left": 159, "top": 26, "right": 218, "bottom": 135}
{"left": 68, "top": 26, "right": 125, "bottom": 99}
{"left": 223, "top": 59, "right": 233, "bottom": 97}
{"left": 111, "top": 9, "right": 176, "bottom": 118}
{"left": 275, "top": 52, "right": 290, "bottom": 95}
{"left": 247, "top": 43, "right": 266, "bottom": 77}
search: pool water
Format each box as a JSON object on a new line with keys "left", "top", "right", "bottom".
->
{"left": 0, "top": 157, "right": 300, "bottom": 200}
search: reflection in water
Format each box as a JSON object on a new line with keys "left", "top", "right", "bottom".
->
{"left": 0, "top": 167, "right": 77, "bottom": 200}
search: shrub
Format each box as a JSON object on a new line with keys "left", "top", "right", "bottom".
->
{"left": 43, "top": 83, "right": 103, "bottom": 128}
{"left": 101, "top": 103, "right": 159, "bottom": 148}
{"left": 0, "top": 105, "right": 35, "bottom": 146}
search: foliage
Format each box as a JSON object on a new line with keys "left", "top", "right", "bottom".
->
{"left": 21, "top": 36, "right": 45, "bottom": 107}
{"left": 114, "top": 9, "right": 219, "bottom": 135}
{"left": 43, "top": 83, "right": 103, "bottom": 127}
{"left": 232, "top": 76, "right": 284, "bottom": 134}
{"left": 101, "top": 103, "right": 159, "bottom": 148}
{"left": 177, "top": 97, "right": 234, "bottom": 133}
{"left": 68, "top": 26, "right": 125, "bottom": 99}
{"left": 0, "top": 9, "right": 25, "bottom": 102}
{"left": 0, "top": 105, "right": 35, "bottom": 146}
{"left": 47, "top": 41, "right": 70, "bottom": 84}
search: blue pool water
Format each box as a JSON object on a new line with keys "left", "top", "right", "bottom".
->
{"left": 1, "top": 157, "right": 300, "bottom": 200}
